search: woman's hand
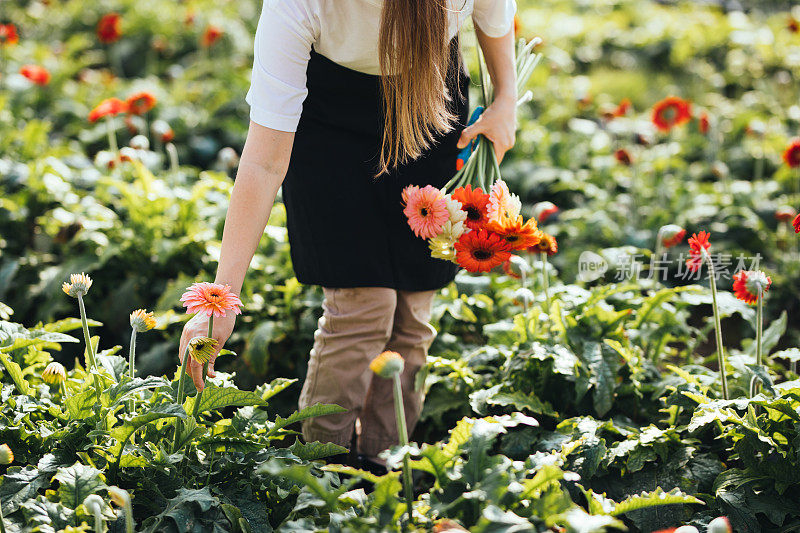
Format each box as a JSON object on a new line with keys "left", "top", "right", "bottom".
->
{"left": 456, "top": 94, "right": 517, "bottom": 163}
{"left": 177, "top": 312, "right": 236, "bottom": 391}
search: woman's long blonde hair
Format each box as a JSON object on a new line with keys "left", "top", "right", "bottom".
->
{"left": 377, "top": 1, "right": 459, "bottom": 175}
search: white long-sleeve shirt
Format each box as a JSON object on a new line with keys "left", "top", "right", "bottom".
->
{"left": 245, "top": 0, "right": 517, "bottom": 132}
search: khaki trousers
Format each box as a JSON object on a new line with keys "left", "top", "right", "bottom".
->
{"left": 298, "top": 287, "right": 437, "bottom": 457}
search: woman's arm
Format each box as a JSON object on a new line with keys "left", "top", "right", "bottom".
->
{"left": 214, "top": 122, "right": 294, "bottom": 294}
{"left": 178, "top": 121, "right": 293, "bottom": 390}
{"left": 456, "top": 25, "right": 517, "bottom": 162}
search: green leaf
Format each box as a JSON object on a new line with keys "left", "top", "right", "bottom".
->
{"left": 551, "top": 507, "right": 624, "bottom": 533}
{"left": 110, "top": 403, "right": 187, "bottom": 445}
{"left": 611, "top": 487, "right": 703, "bottom": 516}
{"left": 173, "top": 416, "right": 208, "bottom": 450}
{"left": 746, "top": 364, "right": 776, "bottom": 395}
{"left": 745, "top": 311, "right": 786, "bottom": 358}
{"left": 66, "top": 389, "right": 96, "bottom": 420}
{"left": 583, "top": 342, "right": 619, "bottom": 417}
{"left": 108, "top": 375, "right": 170, "bottom": 406}
{"left": 21, "top": 496, "right": 73, "bottom": 532}
{"left": 52, "top": 462, "right": 106, "bottom": 511}
{"left": 267, "top": 404, "right": 347, "bottom": 436}
{"left": 0, "top": 352, "right": 30, "bottom": 395}
{"left": 256, "top": 377, "right": 297, "bottom": 402}
{"left": 0, "top": 466, "right": 52, "bottom": 515}
{"left": 143, "top": 487, "right": 220, "bottom": 532}
{"left": 288, "top": 439, "right": 348, "bottom": 461}
{"left": 487, "top": 390, "right": 555, "bottom": 417}
{"left": 184, "top": 385, "right": 266, "bottom": 415}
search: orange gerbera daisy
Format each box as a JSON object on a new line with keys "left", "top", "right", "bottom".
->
{"left": 0, "top": 24, "right": 19, "bottom": 47}
{"left": 651, "top": 96, "right": 692, "bottom": 133}
{"left": 452, "top": 184, "right": 490, "bottom": 230}
{"left": 201, "top": 25, "right": 224, "bottom": 47}
{"left": 88, "top": 98, "right": 128, "bottom": 122}
{"left": 686, "top": 231, "right": 710, "bottom": 271}
{"left": 530, "top": 232, "right": 558, "bottom": 256}
{"left": 20, "top": 65, "right": 50, "bottom": 86}
{"left": 783, "top": 139, "right": 800, "bottom": 168}
{"left": 486, "top": 215, "right": 542, "bottom": 251}
{"left": 732, "top": 270, "right": 771, "bottom": 305}
{"left": 180, "top": 282, "right": 243, "bottom": 318}
{"left": 793, "top": 213, "right": 800, "bottom": 234}
{"left": 126, "top": 91, "right": 157, "bottom": 115}
{"left": 454, "top": 230, "right": 512, "bottom": 273}
{"left": 97, "top": 13, "right": 122, "bottom": 44}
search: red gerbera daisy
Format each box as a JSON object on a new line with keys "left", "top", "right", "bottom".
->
{"left": 201, "top": 25, "right": 224, "bottom": 47}
{"left": 793, "top": 213, "right": 800, "bottom": 234}
{"left": 732, "top": 270, "right": 771, "bottom": 305}
{"left": 783, "top": 139, "right": 800, "bottom": 168}
{"left": 529, "top": 232, "right": 558, "bottom": 256}
{"left": 126, "top": 91, "right": 157, "bottom": 115}
{"left": 19, "top": 65, "right": 50, "bottom": 86}
{"left": 615, "top": 148, "right": 632, "bottom": 166}
{"left": 452, "top": 185, "right": 490, "bottom": 230}
{"left": 651, "top": 96, "right": 692, "bottom": 133}
{"left": 686, "top": 231, "right": 711, "bottom": 271}
{"left": 454, "top": 230, "right": 512, "bottom": 273}
{"left": 88, "top": 97, "right": 128, "bottom": 122}
{"left": 97, "top": 13, "right": 122, "bottom": 44}
{"left": 0, "top": 24, "right": 19, "bottom": 47}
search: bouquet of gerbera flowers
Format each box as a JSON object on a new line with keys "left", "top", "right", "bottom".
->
{"left": 402, "top": 36, "right": 544, "bottom": 273}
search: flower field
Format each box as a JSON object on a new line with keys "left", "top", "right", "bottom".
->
{"left": 3, "top": 0, "right": 800, "bottom": 531}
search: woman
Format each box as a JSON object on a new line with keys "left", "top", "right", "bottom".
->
{"left": 178, "top": 0, "right": 518, "bottom": 470}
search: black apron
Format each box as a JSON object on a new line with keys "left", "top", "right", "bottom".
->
{"left": 281, "top": 37, "right": 470, "bottom": 291}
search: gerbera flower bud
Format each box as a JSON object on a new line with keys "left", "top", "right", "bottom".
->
{"left": 107, "top": 486, "right": 131, "bottom": 507}
{"left": 698, "top": 112, "right": 710, "bottom": 135}
{"left": 659, "top": 224, "right": 686, "bottom": 248}
{"left": 732, "top": 270, "right": 771, "bottom": 305}
{"left": 673, "top": 527, "right": 699, "bottom": 533}
{"left": 218, "top": 147, "right": 239, "bottom": 169}
{"left": 711, "top": 161, "right": 729, "bottom": 179}
{"left": 88, "top": 98, "right": 127, "bottom": 123}
{"left": 370, "top": 351, "right": 404, "bottom": 379}
{"left": 130, "top": 309, "right": 156, "bottom": 332}
{"left": 513, "top": 288, "right": 535, "bottom": 307}
{"left": 130, "top": 134, "right": 150, "bottom": 151}
{"left": 0, "top": 443, "right": 13, "bottom": 464}
{"left": 151, "top": 119, "right": 174, "bottom": 143}
{"left": 0, "top": 24, "right": 19, "bottom": 47}
{"left": 746, "top": 119, "right": 766, "bottom": 137}
{"left": 614, "top": 148, "right": 632, "bottom": 166}
{"left": 503, "top": 254, "right": 532, "bottom": 279}
{"left": 685, "top": 231, "right": 710, "bottom": 271}
{"left": 793, "top": 213, "right": 800, "bottom": 234}
{"left": 187, "top": 336, "right": 217, "bottom": 365}
{"left": 707, "top": 517, "right": 732, "bottom": 533}
{"left": 783, "top": 138, "right": 800, "bottom": 168}
{"left": 62, "top": 272, "right": 93, "bottom": 298}
{"left": 530, "top": 233, "right": 558, "bottom": 256}
{"left": 614, "top": 98, "right": 631, "bottom": 118}
{"left": 83, "top": 494, "right": 104, "bottom": 516}
{"left": 119, "top": 147, "right": 138, "bottom": 162}
{"left": 180, "top": 282, "right": 243, "bottom": 318}
{"left": 532, "top": 201, "right": 558, "bottom": 223}
{"left": 775, "top": 206, "right": 797, "bottom": 222}
{"left": 94, "top": 150, "right": 116, "bottom": 169}
{"left": 42, "top": 362, "right": 67, "bottom": 385}
{"left": 201, "top": 25, "right": 224, "bottom": 47}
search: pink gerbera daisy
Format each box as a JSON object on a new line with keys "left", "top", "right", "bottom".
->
{"left": 180, "top": 282, "right": 243, "bottom": 318}
{"left": 487, "top": 179, "right": 521, "bottom": 224}
{"left": 402, "top": 185, "right": 448, "bottom": 239}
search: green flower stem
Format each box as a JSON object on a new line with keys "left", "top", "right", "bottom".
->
{"left": 172, "top": 343, "right": 192, "bottom": 453}
{"left": 540, "top": 252, "right": 551, "bottom": 313}
{"left": 123, "top": 499, "right": 134, "bottom": 533}
{"left": 166, "top": 142, "right": 179, "bottom": 173}
{"left": 750, "top": 293, "right": 764, "bottom": 397}
{"left": 703, "top": 249, "right": 729, "bottom": 400}
{"left": 77, "top": 294, "right": 103, "bottom": 403}
{"left": 192, "top": 361, "right": 209, "bottom": 419}
{"left": 92, "top": 509, "right": 103, "bottom": 533}
{"left": 128, "top": 329, "right": 137, "bottom": 379}
{"left": 392, "top": 374, "right": 414, "bottom": 530}
{"left": 106, "top": 115, "right": 119, "bottom": 156}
